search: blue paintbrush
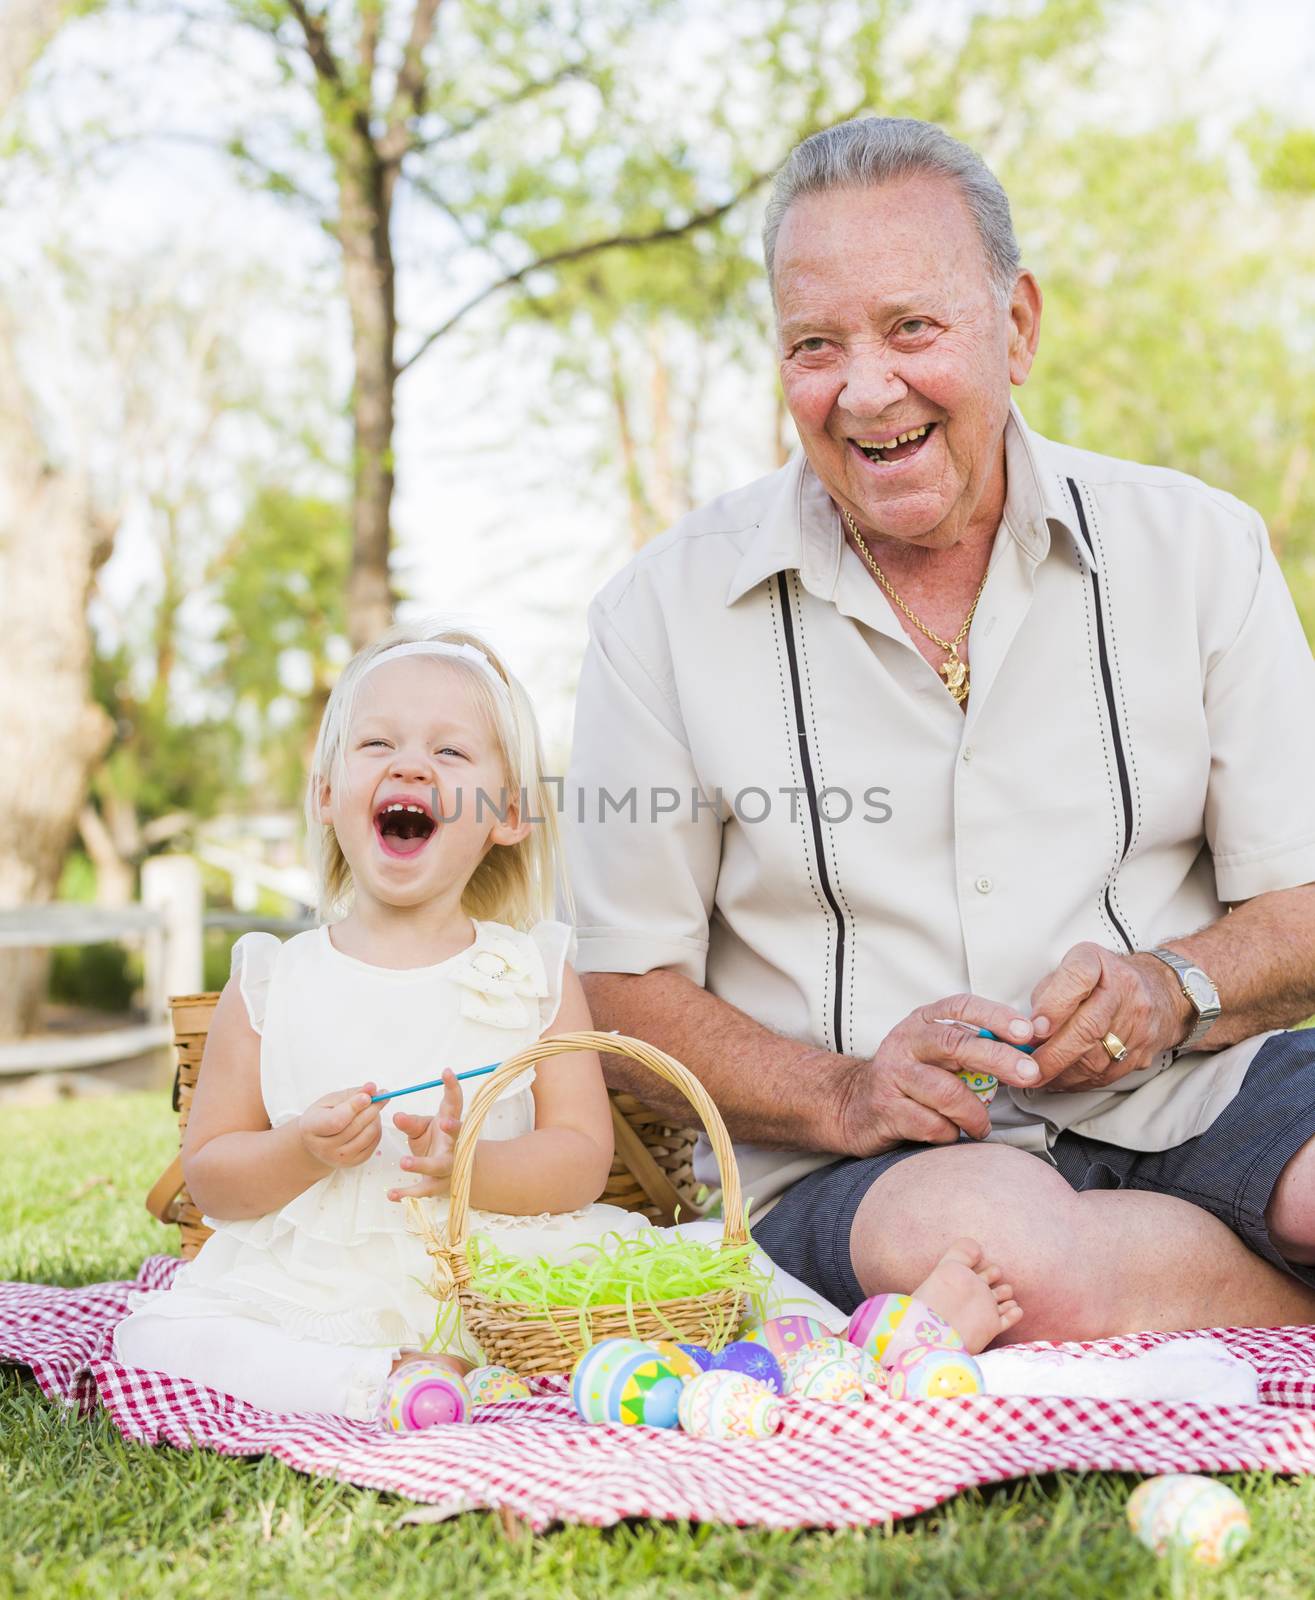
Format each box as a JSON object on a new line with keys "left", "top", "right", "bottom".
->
{"left": 369, "top": 1060, "right": 502, "bottom": 1103}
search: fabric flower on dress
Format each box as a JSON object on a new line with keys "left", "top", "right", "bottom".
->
{"left": 450, "top": 927, "right": 548, "bottom": 1029}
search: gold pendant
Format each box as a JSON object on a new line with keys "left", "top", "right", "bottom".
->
{"left": 941, "top": 648, "right": 969, "bottom": 703}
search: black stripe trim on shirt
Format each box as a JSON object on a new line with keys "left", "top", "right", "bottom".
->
{"left": 775, "top": 571, "right": 848, "bottom": 1053}
{"left": 1066, "top": 476, "right": 1134, "bottom": 953}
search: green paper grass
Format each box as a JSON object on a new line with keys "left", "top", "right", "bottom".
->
{"left": 424, "top": 1219, "right": 771, "bottom": 1354}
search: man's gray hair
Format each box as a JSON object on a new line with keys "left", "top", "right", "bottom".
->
{"left": 763, "top": 117, "right": 1021, "bottom": 306}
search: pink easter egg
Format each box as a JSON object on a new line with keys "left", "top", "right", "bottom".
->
{"left": 383, "top": 1366, "right": 471, "bottom": 1430}
{"left": 848, "top": 1293, "right": 963, "bottom": 1368}
{"left": 741, "top": 1315, "right": 836, "bottom": 1363}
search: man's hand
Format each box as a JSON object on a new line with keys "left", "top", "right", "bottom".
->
{"left": 1026, "top": 942, "right": 1194, "bottom": 1091}
{"left": 298, "top": 1085, "right": 382, "bottom": 1170}
{"left": 387, "top": 1070, "right": 464, "bottom": 1201}
{"left": 833, "top": 994, "right": 1043, "bottom": 1157}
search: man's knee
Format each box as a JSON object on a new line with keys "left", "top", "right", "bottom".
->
{"left": 848, "top": 1144, "right": 1093, "bottom": 1335}
{"left": 1264, "top": 1133, "right": 1315, "bottom": 1263}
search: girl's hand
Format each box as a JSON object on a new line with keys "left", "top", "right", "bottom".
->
{"left": 388, "top": 1069, "right": 464, "bottom": 1202}
{"left": 298, "top": 1084, "right": 383, "bottom": 1170}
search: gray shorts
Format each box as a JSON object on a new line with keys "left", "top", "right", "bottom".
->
{"left": 753, "top": 1029, "right": 1315, "bottom": 1316}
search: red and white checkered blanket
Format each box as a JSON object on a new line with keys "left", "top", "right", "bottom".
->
{"left": 6, "top": 1257, "right": 1315, "bottom": 1530}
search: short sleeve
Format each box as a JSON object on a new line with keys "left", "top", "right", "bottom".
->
{"left": 563, "top": 599, "right": 721, "bottom": 985}
{"left": 1204, "top": 515, "right": 1315, "bottom": 901}
{"left": 528, "top": 919, "right": 577, "bottom": 1032}
{"left": 228, "top": 931, "right": 282, "bottom": 1035}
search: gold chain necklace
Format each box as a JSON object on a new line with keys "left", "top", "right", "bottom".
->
{"left": 842, "top": 507, "right": 989, "bottom": 705}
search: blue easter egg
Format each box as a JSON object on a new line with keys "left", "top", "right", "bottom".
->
{"left": 677, "top": 1343, "right": 716, "bottom": 1371}
{"left": 711, "top": 1339, "right": 784, "bottom": 1393}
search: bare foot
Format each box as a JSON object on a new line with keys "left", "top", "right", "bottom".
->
{"left": 912, "top": 1237, "right": 1023, "bottom": 1354}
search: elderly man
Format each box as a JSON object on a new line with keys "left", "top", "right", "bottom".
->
{"left": 563, "top": 116, "right": 1315, "bottom": 1340}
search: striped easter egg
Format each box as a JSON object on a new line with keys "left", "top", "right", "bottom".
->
{"left": 570, "top": 1338, "right": 651, "bottom": 1421}
{"left": 740, "top": 1315, "right": 835, "bottom": 1364}
{"left": 1127, "top": 1475, "right": 1250, "bottom": 1566}
{"left": 847, "top": 1293, "right": 963, "bottom": 1367}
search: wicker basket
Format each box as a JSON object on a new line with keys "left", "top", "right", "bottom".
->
{"left": 146, "top": 994, "right": 705, "bottom": 1258}
{"left": 408, "top": 1029, "right": 746, "bottom": 1376}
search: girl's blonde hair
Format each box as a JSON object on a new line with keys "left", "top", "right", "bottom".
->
{"left": 305, "top": 620, "right": 568, "bottom": 929}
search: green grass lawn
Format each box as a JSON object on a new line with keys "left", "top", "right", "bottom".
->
{"left": 4, "top": 1094, "right": 1314, "bottom": 1598}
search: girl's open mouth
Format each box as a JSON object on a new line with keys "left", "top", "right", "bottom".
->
{"left": 850, "top": 421, "right": 937, "bottom": 468}
{"left": 373, "top": 798, "right": 437, "bottom": 858}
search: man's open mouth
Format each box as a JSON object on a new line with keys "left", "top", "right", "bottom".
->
{"left": 373, "top": 798, "right": 437, "bottom": 858}
{"left": 851, "top": 422, "right": 936, "bottom": 465}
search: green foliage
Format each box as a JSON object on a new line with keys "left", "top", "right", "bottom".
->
{"left": 1009, "top": 118, "right": 1315, "bottom": 636}
{"left": 209, "top": 485, "right": 350, "bottom": 804}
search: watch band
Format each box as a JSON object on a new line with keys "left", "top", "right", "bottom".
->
{"left": 1146, "top": 946, "right": 1221, "bottom": 1049}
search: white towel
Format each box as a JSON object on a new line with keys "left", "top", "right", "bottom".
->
{"left": 976, "top": 1337, "right": 1259, "bottom": 1405}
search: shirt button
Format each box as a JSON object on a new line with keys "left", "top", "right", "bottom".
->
{"left": 962, "top": 745, "right": 975, "bottom": 762}
{"left": 974, "top": 876, "right": 993, "bottom": 894}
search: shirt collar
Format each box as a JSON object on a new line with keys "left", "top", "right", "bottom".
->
{"left": 725, "top": 402, "right": 1095, "bottom": 608}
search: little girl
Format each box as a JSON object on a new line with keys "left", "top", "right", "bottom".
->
{"left": 115, "top": 623, "right": 1019, "bottom": 1421}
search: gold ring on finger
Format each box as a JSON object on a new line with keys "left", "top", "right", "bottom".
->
{"left": 1100, "top": 1031, "right": 1129, "bottom": 1063}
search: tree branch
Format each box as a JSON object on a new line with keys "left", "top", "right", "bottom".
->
{"left": 396, "top": 170, "right": 771, "bottom": 376}
{"left": 380, "top": 0, "right": 444, "bottom": 161}
{"left": 284, "top": 0, "right": 342, "bottom": 87}
{"left": 358, "top": 0, "right": 381, "bottom": 89}
{"left": 406, "top": 63, "right": 588, "bottom": 155}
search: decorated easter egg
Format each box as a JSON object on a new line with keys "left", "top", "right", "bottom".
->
{"left": 885, "top": 1344, "right": 984, "bottom": 1400}
{"left": 847, "top": 1293, "right": 964, "bottom": 1367}
{"left": 1127, "top": 1475, "right": 1250, "bottom": 1567}
{"left": 571, "top": 1339, "right": 683, "bottom": 1428}
{"left": 651, "top": 1340, "right": 704, "bottom": 1382}
{"left": 383, "top": 1366, "right": 471, "bottom": 1430}
{"left": 779, "top": 1338, "right": 866, "bottom": 1404}
{"left": 677, "top": 1369, "right": 783, "bottom": 1441}
{"left": 465, "top": 1365, "right": 531, "bottom": 1407}
{"left": 677, "top": 1342, "right": 716, "bottom": 1371}
{"left": 740, "top": 1315, "right": 835, "bottom": 1363}
{"left": 711, "top": 1339, "right": 784, "bottom": 1393}
{"left": 570, "top": 1338, "right": 651, "bottom": 1420}
{"left": 779, "top": 1335, "right": 883, "bottom": 1391}
{"left": 957, "top": 1068, "right": 999, "bottom": 1105}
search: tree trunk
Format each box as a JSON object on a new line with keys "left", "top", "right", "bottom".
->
{"left": 0, "top": 311, "right": 114, "bottom": 1038}
{"left": 607, "top": 337, "right": 652, "bottom": 549}
{"left": 646, "top": 325, "right": 678, "bottom": 531}
{"left": 337, "top": 146, "right": 397, "bottom": 648}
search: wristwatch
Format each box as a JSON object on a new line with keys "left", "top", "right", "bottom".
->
{"left": 1145, "top": 946, "right": 1221, "bottom": 1050}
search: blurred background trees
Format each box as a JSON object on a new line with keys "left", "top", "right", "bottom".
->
{"left": 1, "top": 0, "right": 1313, "bottom": 1035}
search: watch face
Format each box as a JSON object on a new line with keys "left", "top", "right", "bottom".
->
{"left": 1183, "top": 968, "right": 1218, "bottom": 1012}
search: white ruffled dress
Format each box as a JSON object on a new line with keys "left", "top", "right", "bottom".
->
{"left": 113, "top": 918, "right": 651, "bottom": 1417}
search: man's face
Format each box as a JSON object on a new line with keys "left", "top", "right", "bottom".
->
{"left": 774, "top": 175, "right": 1041, "bottom": 549}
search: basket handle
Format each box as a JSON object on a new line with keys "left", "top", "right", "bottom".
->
{"left": 439, "top": 1030, "right": 745, "bottom": 1254}
{"left": 146, "top": 1155, "right": 185, "bottom": 1224}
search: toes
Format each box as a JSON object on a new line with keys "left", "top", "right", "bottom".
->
{"left": 998, "top": 1300, "right": 1024, "bottom": 1328}
{"left": 992, "top": 1281, "right": 1014, "bottom": 1304}
{"left": 979, "top": 1262, "right": 1003, "bottom": 1287}
{"left": 941, "top": 1236, "right": 984, "bottom": 1270}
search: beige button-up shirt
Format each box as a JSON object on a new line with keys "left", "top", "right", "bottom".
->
{"left": 565, "top": 405, "right": 1315, "bottom": 1212}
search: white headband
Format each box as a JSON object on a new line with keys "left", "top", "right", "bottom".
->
{"left": 360, "top": 640, "right": 511, "bottom": 707}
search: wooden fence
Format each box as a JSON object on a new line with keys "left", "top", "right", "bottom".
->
{"left": 0, "top": 857, "right": 311, "bottom": 1079}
